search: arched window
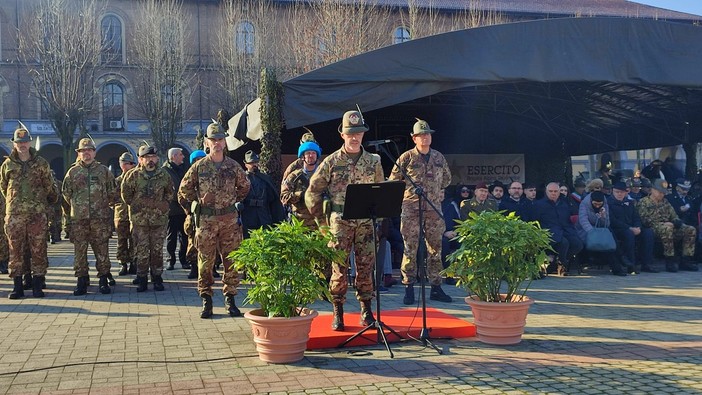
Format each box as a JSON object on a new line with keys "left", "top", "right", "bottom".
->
{"left": 102, "top": 82, "right": 124, "bottom": 130}
{"left": 393, "top": 27, "right": 411, "bottom": 44}
{"left": 101, "top": 15, "right": 123, "bottom": 63}
{"left": 236, "top": 21, "right": 255, "bottom": 55}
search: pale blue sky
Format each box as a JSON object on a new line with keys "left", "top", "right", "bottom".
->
{"left": 633, "top": 0, "right": 702, "bottom": 16}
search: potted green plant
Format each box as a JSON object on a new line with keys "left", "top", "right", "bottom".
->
{"left": 442, "top": 210, "right": 553, "bottom": 345}
{"left": 228, "top": 217, "right": 346, "bottom": 363}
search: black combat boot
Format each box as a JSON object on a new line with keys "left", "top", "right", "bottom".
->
{"left": 8, "top": 276, "right": 24, "bottom": 299}
{"left": 118, "top": 263, "right": 128, "bottom": 276}
{"left": 665, "top": 256, "right": 678, "bottom": 272}
{"left": 152, "top": 275, "right": 165, "bottom": 291}
{"left": 128, "top": 261, "right": 137, "bottom": 275}
{"left": 430, "top": 285, "right": 453, "bottom": 303}
{"left": 181, "top": 261, "right": 191, "bottom": 270}
{"left": 0, "top": 260, "right": 8, "bottom": 274}
{"left": 187, "top": 264, "right": 198, "bottom": 279}
{"left": 200, "top": 295, "right": 213, "bottom": 319}
{"left": 403, "top": 284, "right": 415, "bottom": 305}
{"left": 98, "top": 275, "right": 111, "bottom": 294}
{"left": 212, "top": 265, "right": 220, "bottom": 278}
{"left": 136, "top": 276, "right": 148, "bottom": 292}
{"left": 22, "top": 273, "right": 32, "bottom": 290}
{"left": 679, "top": 257, "right": 699, "bottom": 272}
{"left": 32, "top": 276, "right": 45, "bottom": 298}
{"left": 331, "top": 302, "right": 344, "bottom": 331}
{"left": 106, "top": 272, "right": 116, "bottom": 286}
{"left": 73, "top": 276, "right": 88, "bottom": 296}
{"left": 224, "top": 294, "right": 241, "bottom": 317}
{"left": 360, "top": 300, "right": 375, "bottom": 326}
{"left": 166, "top": 261, "right": 175, "bottom": 271}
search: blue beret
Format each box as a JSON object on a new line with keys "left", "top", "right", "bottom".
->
{"left": 190, "top": 150, "right": 206, "bottom": 163}
{"left": 298, "top": 141, "right": 321, "bottom": 158}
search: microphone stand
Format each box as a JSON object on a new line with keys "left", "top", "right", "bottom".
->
{"left": 374, "top": 142, "right": 443, "bottom": 355}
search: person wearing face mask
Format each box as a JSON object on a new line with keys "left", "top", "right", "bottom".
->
{"left": 121, "top": 145, "right": 175, "bottom": 292}
{"left": 63, "top": 138, "right": 117, "bottom": 295}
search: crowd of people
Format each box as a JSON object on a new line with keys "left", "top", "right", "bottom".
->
{"left": 446, "top": 168, "right": 701, "bottom": 278}
{"left": 3, "top": 115, "right": 699, "bottom": 329}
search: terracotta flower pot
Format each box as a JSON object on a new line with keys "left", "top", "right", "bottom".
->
{"left": 465, "top": 295, "right": 534, "bottom": 345}
{"left": 244, "top": 308, "right": 318, "bottom": 363}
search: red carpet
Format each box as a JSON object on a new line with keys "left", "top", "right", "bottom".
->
{"left": 307, "top": 307, "right": 476, "bottom": 349}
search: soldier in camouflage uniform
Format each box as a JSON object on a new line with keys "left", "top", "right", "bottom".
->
{"left": 388, "top": 119, "right": 453, "bottom": 305}
{"left": 184, "top": 150, "right": 206, "bottom": 280}
{"left": 63, "top": 138, "right": 116, "bottom": 295}
{"left": 305, "top": 110, "right": 385, "bottom": 331}
{"left": 121, "top": 145, "right": 174, "bottom": 292}
{"left": 281, "top": 139, "right": 322, "bottom": 230}
{"left": 459, "top": 181, "right": 498, "bottom": 219}
{"left": 0, "top": 126, "right": 58, "bottom": 299}
{"left": 282, "top": 130, "right": 318, "bottom": 182}
{"left": 638, "top": 179, "right": 698, "bottom": 272}
{"left": 0, "top": 197, "right": 7, "bottom": 275}
{"left": 114, "top": 152, "right": 136, "bottom": 276}
{"left": 178, "top": 123, "right": 250, "bottom": 319}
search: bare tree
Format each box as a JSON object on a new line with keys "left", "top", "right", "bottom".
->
{"left": 403, "top": 0, "right": 509, "bottom": 40}
{"left": 284, "top": 0, "right": 392, "bottom": 76}
{"left": 17, "top": 0, "right": 105, "bottom": 172}
{"left": 130, "top": 0, "right": 192, "bottom": 157}
{"left": 213, "top": 0, "right": 280, "bottom": 112}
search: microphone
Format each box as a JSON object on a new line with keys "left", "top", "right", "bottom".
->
{"left": 364, "top": 139, "right": 392, "bottom": 148}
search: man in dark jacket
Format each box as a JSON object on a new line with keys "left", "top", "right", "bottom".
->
{"left": 533, "top": 182, "right": 583, "bottom": 275}
{"left": 163, "top": 148, "right": 190, "bottom": 270}
{"left": 240, "top": 151, "right": 285, "bottom": 238}
{"left": 608, "top": 182, "right": 657, "bottom": 273}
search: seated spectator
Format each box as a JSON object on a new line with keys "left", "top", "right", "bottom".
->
{"left": 559, "top": 183, "right": 569, "bottom": 198}
{"left": 638, "top": 179, "right": 699, "bottom": 272}
{"left": 628, "top": 178, "right": 645, "bottom": 201}
{"left": 489, "top": 181, "right": 505, "bottom": 206}
{"left": 586, "top": 178, "right": 604, "bottom": 194}
{"left": 533, "top": 182, "right": 583, "bottom": 275}
{"left": 576, "top": 191, "right": 628, "bottom": 276}
{"left": 568, "top": 179, "right": 586, "bottom": 216}
{"left": 608, "top": 182, "right": 657, "bottom": 273}
{"left": 499, "top": 181, "right": 533, "bottom": 221}
{"left": 459, "top": 182, "right": 496, "bottom": 219}
{"left": 523, "top": 182, "right": 538, "bottom": 202}
{"left": 666, "top": 178, "right": 699, "bottom": 227}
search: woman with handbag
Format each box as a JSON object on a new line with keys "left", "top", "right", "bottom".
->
{"left": 576, "top": 191, "right": 630, "bottom": 276}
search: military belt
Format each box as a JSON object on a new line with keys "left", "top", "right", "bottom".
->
{"left": 331, "top": 203, "right": 344, "bottom": 213}
{"left": 199, "top": 204, "right": 238, "bottom": 216}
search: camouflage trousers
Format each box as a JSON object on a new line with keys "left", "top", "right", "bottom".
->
{"left": 132, "top": 224, "right": 166, "bottom": 277}
{"left": 72, "top": 219, "right": 111, "bottom": 277}
{"left": 400, "top": 208, "right": 445, "bottom": 286}
{"left": 651, "top": 222, "right": 696, "bottom": 257}
{"left": 329, "top": 213, "right": 374, "bottom": 304}
{"left": 195, "top": 213, "right": 241, "bottom": 297}
{"left": 184, "top": 215, "right": 198, "bottom": 264}
{"left": 4, "top": 213, "right": 48, "bottom": 278}
{"left": 0, "top": 218, "right": 8, "bottom": 263}
{"left": 115, "top": 220, "right": 134, "bottom": 264}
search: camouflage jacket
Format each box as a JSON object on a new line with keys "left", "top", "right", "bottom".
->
{"left": 113, "top": 171, "right": 131, "bottom": 223}
{"left": 637, "top": 196, "right": 678, "bottom": 227}
{"left": 388, "top": 147, "right": 451, "bottom": 212}
{"left": 459, "top": 197, "right": 498, "bottom": 220}
{"left": 63, "top": 160, "right": 116, "bottom": 221}
{"left": 121, "top": 166, "right": 174, "bottom": 226}
{"left": 281, "top": 167, "right": 314, "bottom": 223}
{"left": 0, "top": 147, "right": 58, "bottom": 215}
{"left": 282, "top": 158, "right": 304, "bottom": 184}
{"left": 305, "top": 147, "right": 384, "bottom": 222}
{"left": 178, "top": 156, "right": 250, "bottom": 213}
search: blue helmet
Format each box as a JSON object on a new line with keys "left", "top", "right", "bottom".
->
{"left": 190, "top": 150, "right": 206, "bottom": 163}
{"left": 298, "top": 141, "right": 321, "bottom": 159}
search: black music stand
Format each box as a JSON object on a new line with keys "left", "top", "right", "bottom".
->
{"left": 337, "top": 181, "right": 405, "bottom": 358}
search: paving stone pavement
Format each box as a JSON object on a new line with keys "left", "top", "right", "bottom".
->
{"left": 0, "top": 239, "right": 700, "bottom": 394}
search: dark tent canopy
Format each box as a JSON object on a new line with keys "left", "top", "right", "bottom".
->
{"left": 280, "top": 17, "right": 702, "bottom": 156}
